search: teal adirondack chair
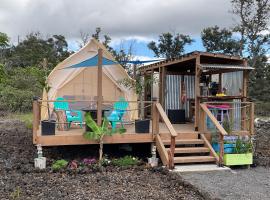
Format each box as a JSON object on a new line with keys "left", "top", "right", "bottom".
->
{"left": 107, "top": 97, "right": 129, "bottom": 131}
{"left": 54, "top": 97, "right": 83, "bottom": 128}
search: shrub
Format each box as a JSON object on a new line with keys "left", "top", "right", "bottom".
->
{"left": 52, "top": 159, "right": 68, "bottom": 171}
{"left": 111, "top": 156, "right": 139, "bottom": 167}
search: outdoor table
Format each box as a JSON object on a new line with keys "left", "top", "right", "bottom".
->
{"left": 81, "top": 104, "right": 112, "bottom": 131}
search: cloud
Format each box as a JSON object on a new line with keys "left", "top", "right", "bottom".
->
{"left": 0, "top": 0, "right": 235, "bottom": 43}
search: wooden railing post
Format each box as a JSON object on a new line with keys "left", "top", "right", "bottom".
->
{"left": 219, "top": 134, "right": 224, "bottom": 166}
{"left": 170, "top": 136, "right": 176, "bottom": 169}
{"left": 249, "top": 102, "right": 254, "bottom": 135}
{"left": 33, "top": 98, "right": 40, "bottom": 144}
{"left": 152, "top": 101, "right": 159, "bottom": 139}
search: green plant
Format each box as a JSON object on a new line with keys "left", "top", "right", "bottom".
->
{"left": 10, "top": 187, "right": 21, "bottom": 200}
{"left": 223, "top": 117, "right": 234, "bottom": 134}
{"left": 111, "top": 156, "right": 139, "bottom": 167}
{"left": 84, "top": 113, "right": 125, "bottom": 163}
{"left": 52, "top": 159, "right": 68, "bottom": 170}
{"left": 234, "top": 138, "right": 253, "bottom": 154}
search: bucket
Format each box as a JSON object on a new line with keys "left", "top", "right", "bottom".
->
{"left": 34, "top": 157, "right": 46, "bottom": 169}
{"left": 148, "top": 157, "right": 159, "bottom": 167}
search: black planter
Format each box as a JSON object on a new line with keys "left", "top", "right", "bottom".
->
{"left": 135, "top": 119, "right": 150, "bottom": 133}
{"left": 167, "top": 109, "right": 185, "bottom": 124}
{"left": 41, "top": 120, "right": 56, "bottom": 135}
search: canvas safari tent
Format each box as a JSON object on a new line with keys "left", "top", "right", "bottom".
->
{"left": 41, "top": 38, "right": 137, "bottom": 120}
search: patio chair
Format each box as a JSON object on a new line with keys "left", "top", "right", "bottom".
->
{"left": 54, "top": 97, "right": 83, "bottom": 128}
{"left": 107, "top": 97, "right": 129, "bottom": 131}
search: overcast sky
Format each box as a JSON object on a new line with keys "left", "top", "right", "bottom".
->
{"left": 0, "top": 0, "right": 237, "bottom": 57}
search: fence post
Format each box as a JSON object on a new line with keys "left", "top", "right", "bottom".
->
{"left": 152, "top": 100, "right": 159, "bottom": 140}
{"left": 33, "top": 98, "right": 40, "bottom": 144}
{"left": 249, "top": 102, "right": 255, "bottom": 135}
{"left": 219, "top": 134, "right": 224, "bottom": 166}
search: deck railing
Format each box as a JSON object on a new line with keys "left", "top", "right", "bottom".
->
{"left": 152, "top": 102, "right": 177, "bottom": 169}
{"left": 199, "top": 101, "right": 254, "bottom": 166}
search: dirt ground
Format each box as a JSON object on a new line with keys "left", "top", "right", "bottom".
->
{"left": 0, "top": 120, "right": 205, "bottom": 200}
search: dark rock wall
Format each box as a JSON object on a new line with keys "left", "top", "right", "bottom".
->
{"left": 254, "top": 119, "right": 270, "bottom": 166}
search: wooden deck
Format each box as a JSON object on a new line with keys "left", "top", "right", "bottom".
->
{"left": 35, "top": 122, "right": 196, "bottom": 146}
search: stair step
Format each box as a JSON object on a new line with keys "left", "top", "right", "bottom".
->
{"left": 174, "top": 156, "right": 216, "bottom": 164}
{"left": 168, "top": 147, "right": 210, "bottom": 154}
{"left": 163, "top": 139, "right": 204, "bottom": 145}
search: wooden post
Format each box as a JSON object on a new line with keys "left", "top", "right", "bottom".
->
{"left": 97, "top": 48, "right": 103, "bottom": 126}
{"left": 219, "top": 134, "right": 224, "bottom": 166}
{"left": 152, "top": 101, "right": 159, "bottom": 140}
{"left": 249, "top": 102, "right": 255, "bottom": 135}
{"left": 195, "top": 55, "right": 201, "bottom": 130}
{"left": 33, "top": 99, "right": 40, "bottom": 144}
{"left": 242, "top": 60, "right": 248, "bottom": 130}
{"left": 218, "top": 73, "right": 222, "bottom": 93}
{"left": 170, "top": 136, "right": 175, "bottom": 168}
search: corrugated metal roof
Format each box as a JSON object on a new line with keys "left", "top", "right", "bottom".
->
{"left": 200, "top": 64, "right": 254, "bottom": 70}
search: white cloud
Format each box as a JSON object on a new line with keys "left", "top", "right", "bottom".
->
{"left": 0, "top": 0, "right": 235, "bottom": 43}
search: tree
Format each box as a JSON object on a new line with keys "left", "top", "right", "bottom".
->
{"left": 231, "top": 0, "right": 270, "bottom": 100}
{"left": 148, "top": 32, "right": 193, "bottom": 59}
{"left": 0, "top": 32, "right": 9, "bottom": 48}
{"left": 201, "top": 26, "right": 241, "bottom": 55}
{"left": 231, "top": 0, "right": 270, "bottom": 67}
{"left": 6, "top": 32, "right": 70, "bottom": 68}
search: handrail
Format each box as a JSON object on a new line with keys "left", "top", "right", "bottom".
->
{"left": 154, "top": 102, "right": 177, "bottom": 169}
{"left": 155, "top": 103, "right": 178, "bottom": 137}
{"left": 200, "top": 103, "right": 228, "bottom": 166}
{"left": 200, "top": 133, "right": 219, "bottom": 163}
{"left": 200, "top": 104, "right": 228, "bottom": 136}
{"left": 38, "top": 99, "right": 153, "bottom": 104}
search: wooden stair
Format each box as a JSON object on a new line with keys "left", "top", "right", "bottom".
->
{"left": 161, "top": 135, "right": 216, "bottom": 165}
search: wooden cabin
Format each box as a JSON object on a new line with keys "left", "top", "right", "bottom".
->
{"left": 32, "top": 51, "right": 254, "bottom": 169}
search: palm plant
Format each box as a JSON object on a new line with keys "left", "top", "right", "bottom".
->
{"left": 83, "top": 112, "right": 125, "bottom": 163}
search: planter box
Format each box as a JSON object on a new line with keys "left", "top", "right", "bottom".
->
{"left": 224, "top": 153, "right": 253, "bottom": 166}
{"left": 135, "top": 119, "right": 150, "bottom": 133}
{"left": 41, "top": 120, "right": 56, "bottom": 135}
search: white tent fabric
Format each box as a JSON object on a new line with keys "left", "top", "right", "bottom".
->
{"left": 41, "top": 38, "right": 138, "bottom": 120}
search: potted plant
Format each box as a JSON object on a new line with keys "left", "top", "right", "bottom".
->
{"left": 84, "top": 112, "right": 126, "bottom": 164}
{"left": 223, "top": 137, "right": 253, "bottom": 166}
{"left": 40, "top": 60, "right": 55, "bottom": 135}
{"left": 119, "top": 75, "right": 155, "bottom": 133}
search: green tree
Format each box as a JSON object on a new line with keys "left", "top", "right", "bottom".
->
{"left": 201, "top": 26, "right": 241, "bottom": 55}
{"left": 148, "top": 32, "right": 193, "bottom": 59}
{"left": 231, "top": 0, "right": 270, "bottom": 67}
{"left": 6, "top": 32, "right": 70, "bottom": 68}
{"left": 0, "top": 32, "right": 9, "bottom": 48}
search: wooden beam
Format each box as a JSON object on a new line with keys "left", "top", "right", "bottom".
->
{"left": 37, "top": 133, "right": 153, "bottom": 146}
{"left": 200, "top": 133, "right": 219, "bottom": 163}
{"left": 161, "top": 66, "right": 167, "bottom": 108}
{"left": 194, "top": 55, "right": 201, "bottom": 130}
{"left": 249, "top": 102, "right": 255, "bottom": 135}
{"left": 156, "top": 134, "right": 168, "bottom": 166}
{"left": 218, "top": 73, "right": 222, "bottom": 93}
{"left": 97, "top": 48, "right": 103, "bottom": 126}
{"left": 242, "top": 60, "right": 248, "bottom": 130}
{"left": 32, "top": 99, "right": 40, "bottom": 144}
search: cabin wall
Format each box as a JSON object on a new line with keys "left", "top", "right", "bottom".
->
{"left": 165, "top": 75, "right": 195, "bottom": 118}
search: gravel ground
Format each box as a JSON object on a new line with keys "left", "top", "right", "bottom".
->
{"left": 181, "top": 167, "right": 270, "bottom": 200}
{"left": 0, "top": 119, "right": 205, "bottom": 200}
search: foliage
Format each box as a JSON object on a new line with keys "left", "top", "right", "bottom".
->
{"left": 255, "top": 101, "right": 270, "bottom": 117}
{"left": 10, "top": 187, "right": 21, "bottom": 200}
{"left": 84, "top": 112, "right": 125, "bottom": 161}
{"left": 118, "top": 76, "right": 156, "bottom": 96}
{"left": 148, "top": 32, "right": 193, "bottom": 59}
{"left": 223, "top": 117, "right": 234, "bottom": 134}
{"left": 0, "top": 32, "right": 9, "bottom": 47}
{"left": 52, "top": 159, "right": 68, "bottom": 170}
{"left": 5, "top": 32, "right": 70, "bottom": 69}
{"left": 111, "top": 156, "right": 139, "bottom": 167}
{"left": 234, "top": 138, "right": 253, "bottom": 154}
{"left": 0, "top": 66, "right": 46, "bottom": 112}
{"left": 201, "top": 26, "right": 241, "bottom": 55}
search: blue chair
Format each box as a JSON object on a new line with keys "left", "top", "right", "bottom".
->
{"left": 54, "top": 97, "right": 83, "bottom": 128}
{"left": 107, "top": 97, "right": 129, "bottom": 131}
